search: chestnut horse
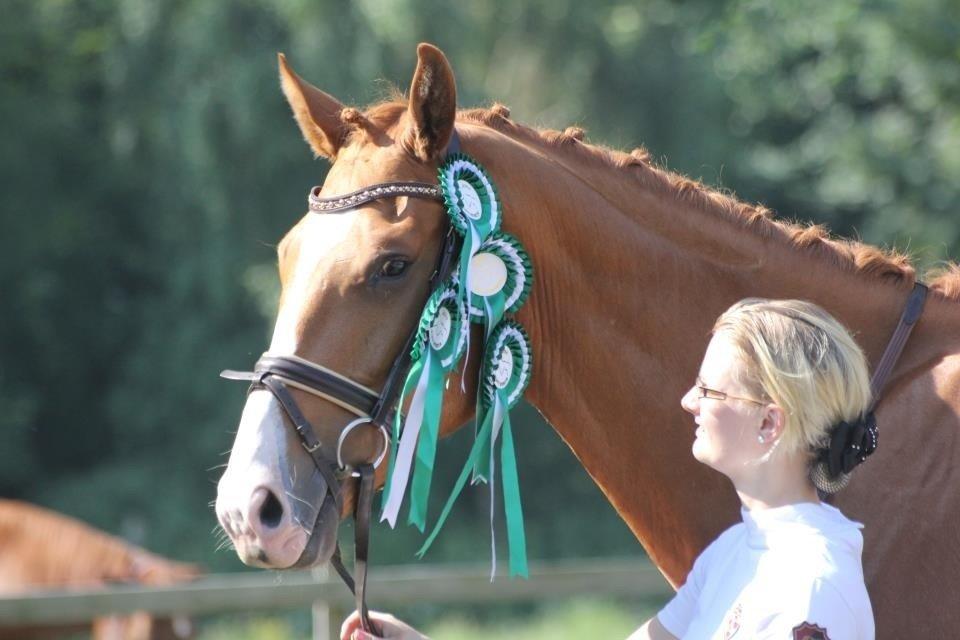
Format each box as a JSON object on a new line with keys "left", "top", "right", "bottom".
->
{"left": 0, "top": 499, "right": 199, "bottom": 640}
{"left": 215, "top": 43, "right": 960, "bottom": 638}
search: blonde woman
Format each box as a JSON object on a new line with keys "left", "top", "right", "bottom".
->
{"left": 635, "top": 298, "right": 875, "bottom": 639}
{"left": 342, "top": 299, "right": 876, "bottom": 640}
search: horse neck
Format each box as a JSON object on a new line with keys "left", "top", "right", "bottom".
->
{"left": 463, "top": 123, "right": 956, "bottom": 584}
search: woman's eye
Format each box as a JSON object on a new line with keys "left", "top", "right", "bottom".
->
{"left": 379, "top": 258, "right": 410, "bottom": 279}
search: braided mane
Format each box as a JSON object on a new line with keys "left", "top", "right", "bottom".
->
{"left": 361, "top": 100, "right": 960, "bottom": 301}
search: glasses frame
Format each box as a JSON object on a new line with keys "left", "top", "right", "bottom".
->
{"left": 695, "top": 378, "right": 767, "bottom": 407}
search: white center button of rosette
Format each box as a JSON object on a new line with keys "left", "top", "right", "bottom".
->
{"left": 469, "top": 252, "right": 508, "bottom": 297}
{"left": 493, "top": 346, "right": 513, "bottom": 390}
{"left": 429, "top": 306, "right": 452, "bottom": 350}
{"left": 457, "top": 179, "right": 483, "bottom": 221}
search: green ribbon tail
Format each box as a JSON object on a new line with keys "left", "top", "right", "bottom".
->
{"left": 458, "top": 229, "right": 477, "bottom": 306}
{"left": 471, "top": 293, "right": 505, "bottom": 484}
{"left": 472, "top": 400, "right": 492, "bottom": 484}
{"left": 380, "top": 357, "right": 423, "bottom": 516}
{"left": 417, "top": 408, "right": 495, "bottom": 559}
{"left": 499, "top": 397, "right": 528, "bottom": 578}
{"left": 483, "top": 293, "right": 506, "bottom": 340}
{"left": 407, "top": 358, "right": 447, "bottom": 531}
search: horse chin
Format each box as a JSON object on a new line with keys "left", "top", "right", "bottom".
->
{"left": 290, "top": 495, "right": 341, "bottom": 569}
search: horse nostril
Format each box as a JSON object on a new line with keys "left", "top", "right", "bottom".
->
{"left": 258, "top": 489, "right": 284, "bottom": 529}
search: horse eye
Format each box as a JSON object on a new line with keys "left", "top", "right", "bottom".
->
{"left": 379, "top": 258, "right": 410, "bottom": 279}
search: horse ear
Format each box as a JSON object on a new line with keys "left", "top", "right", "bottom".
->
{"left": 405, "top": 43, "right": 457, "bottom": 161}
{"left": 278, "top": 53, "right": 346, "bottom": 160}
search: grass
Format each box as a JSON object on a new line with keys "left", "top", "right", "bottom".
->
{"left": 194, "top": 597, "right": 665, "bottom": 639}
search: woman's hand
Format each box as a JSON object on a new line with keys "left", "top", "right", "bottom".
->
{"left": 340, "top": 610, "right": 429, "bottom": 640}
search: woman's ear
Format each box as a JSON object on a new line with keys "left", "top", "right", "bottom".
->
{"left": 759, "top": 404, "right": 787, "bottom": 444}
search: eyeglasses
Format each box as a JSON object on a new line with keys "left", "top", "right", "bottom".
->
{"left": 695, "top": 378, "right": 766, "bottom": 406}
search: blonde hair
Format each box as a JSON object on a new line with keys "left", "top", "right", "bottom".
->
{"left": 712, "top": 299, "right": 872, "bottom": 461}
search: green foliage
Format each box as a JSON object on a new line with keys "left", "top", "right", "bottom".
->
{"left": 197, "top": 614, "right": 309, "bottom": 640}
{"left": 692, "top": 1, "right": 960, "bottom": 261}
{"left": 189, "top": 598, "right": 664, "bottom": 640}
{"left": 423, "top": 598, "right": 660, "bottom": 640}
{"left": 1, "top": 0, "right": 957, "bottom": 580}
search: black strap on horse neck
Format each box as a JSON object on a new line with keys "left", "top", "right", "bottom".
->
{"left": 867, "top": 282, "right": 928, "bottom": 412}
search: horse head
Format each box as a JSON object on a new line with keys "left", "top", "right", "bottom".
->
{"left": 215, "top": 44, "right": 477, "bottom": 569}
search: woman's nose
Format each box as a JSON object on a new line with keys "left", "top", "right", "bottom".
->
{"left": 680, "top": 386, "right": 698, "bottom": 414}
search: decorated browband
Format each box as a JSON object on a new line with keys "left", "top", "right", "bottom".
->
{"left": 380, "top": 153, "right": 534, "bottom": 578}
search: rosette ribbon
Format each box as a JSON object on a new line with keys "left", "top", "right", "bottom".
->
{"left": 380, "top": 282, "right": 468, "bottom": 530}
{"left": 464, "top": 232, "right": 533, "bottom": 484}
{"left": 439, "top": 153, "right": 501, "bottom": 372}
{"left": 466, "top": 232, "right": 533, "bottom": 336}
{"left": 417, "top": 320, "right": 533, "bottom": 578}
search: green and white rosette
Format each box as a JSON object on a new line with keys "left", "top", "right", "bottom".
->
{"left": 417, "top": 320, "right": 533, "bottom": 578}
{"left": 380, "top": 281, "right": 468, "bottom": 530}
{"left": 439, "top": 153, "right": 501, "bottom": 365}
{"left": 463, "top": 232, "right": 533, "bottom": 484}
{"left": 465, "top": 232, "right": 533, "bottom": 334}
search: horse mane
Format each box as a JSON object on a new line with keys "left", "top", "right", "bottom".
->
{"left": 362, "top": 99, "right": 960, "bottom": 302}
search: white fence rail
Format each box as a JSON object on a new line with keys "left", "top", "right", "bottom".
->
{"left": 0, "top": 557, "right": 672, "bottom": 638}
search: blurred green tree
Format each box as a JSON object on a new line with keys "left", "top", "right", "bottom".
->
{"left": 1, "top": 0, "right": 956, "bottom": 571}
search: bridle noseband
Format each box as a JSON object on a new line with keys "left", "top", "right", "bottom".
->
{"left": 221, "top": 131, "right": 462, "bottom": 634}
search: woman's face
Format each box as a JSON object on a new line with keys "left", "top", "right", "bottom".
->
{"left": 681, "top": 332, "right": 767, "bottom": 478}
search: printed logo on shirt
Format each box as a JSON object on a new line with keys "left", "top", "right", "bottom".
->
{"left": 792, "top": 621, "right": 831, "bottom": 640}
{"left": 722, "top": 602, "right": 742, "bottom": 639}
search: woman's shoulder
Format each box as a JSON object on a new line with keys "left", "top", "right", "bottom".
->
{"left": 700, "top": 520, "right": 748, "bottom": 559}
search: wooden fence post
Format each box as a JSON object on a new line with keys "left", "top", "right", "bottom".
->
{"left": 311, "top": 566, "right": 343, "bottom": 640}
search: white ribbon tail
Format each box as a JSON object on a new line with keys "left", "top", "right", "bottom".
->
{"left": 380, "top": 351, "right": 433, "bottom": 527}
{"left": 488, "top": 396, "right": 505, "bottom": 581}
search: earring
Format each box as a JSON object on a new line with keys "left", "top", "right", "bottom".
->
{"left": 758, "top": 434, "right": 765, "bottom": 444}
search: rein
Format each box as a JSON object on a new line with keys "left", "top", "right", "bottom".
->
{"left": 221, "top": 131, "right": 462, "bottom": 634}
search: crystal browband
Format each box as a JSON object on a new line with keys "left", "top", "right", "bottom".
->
{"left": 309, "top": 182, "right": 443, "bottom": 213}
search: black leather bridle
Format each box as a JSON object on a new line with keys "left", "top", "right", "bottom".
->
{"left": 222, "top": 132, "right": 462, "bottom": 633}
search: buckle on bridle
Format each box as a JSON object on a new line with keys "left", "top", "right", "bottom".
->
{"left": 302, "top": 440, "right": 323, "bottom": 454}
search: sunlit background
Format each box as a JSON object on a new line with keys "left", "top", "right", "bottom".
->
{"left": 2, "top": 0, "right": 957, "bottom": 637}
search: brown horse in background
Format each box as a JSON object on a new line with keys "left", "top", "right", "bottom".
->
{"left": 215, "top": 43, "right": 960, "bottom": 638}
{"left": 0, "top": 499, "right": 199, "bottom": 640}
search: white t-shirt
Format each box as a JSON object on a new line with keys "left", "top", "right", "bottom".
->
{"left": 657, "top": 502, "right": 874, "bottom": 639}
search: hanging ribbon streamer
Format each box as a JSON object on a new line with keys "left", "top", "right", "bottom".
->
{"left": 380, "top": 282, "right": 467, "bottom": 529}
{"left": 463, "top": 232, "right": 534, "bottom": 484}
{"left": 378, "top": 154, "right": 537, "bottom": 581}
{"left": 417, "top": 320, "right": 533, "bottom": 578}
